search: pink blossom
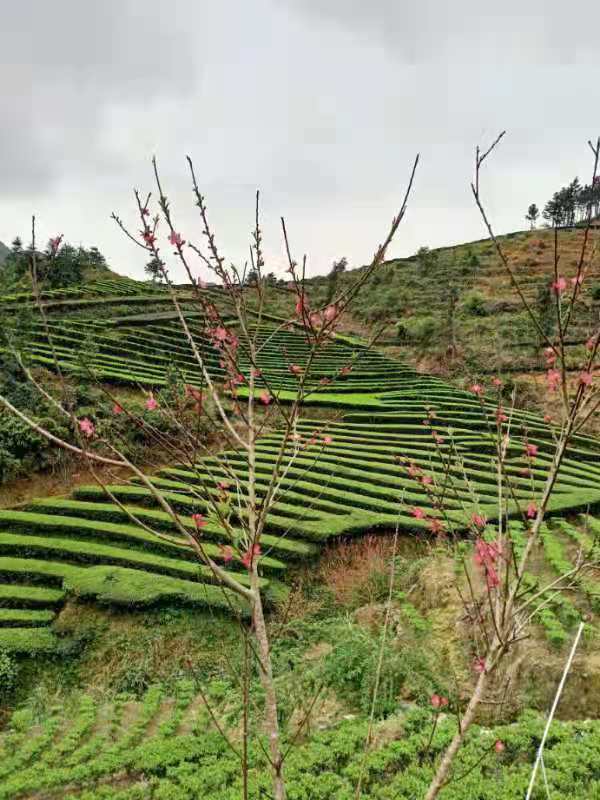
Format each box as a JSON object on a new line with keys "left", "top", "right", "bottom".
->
{"left": 319, "top": 377, "right": 332, "bottom": 386}
{"left": 496, "top": 407, "right": 508, "bottom": 424}
{"left": 212, "top": 326, "right": 228, "bottom": 343}
{"left": 472, "top": 514, "right": 487, "bottom": 530}
{"left": 142, "top": 230, "right": 156, "bottom": 246}
{"left": 474, "top": 538, "right": 502, "bottom": 588}
{"left": 491, "top": 377, "right": 503, "bottom": 388}
{"left": 340, "top": 365, "right": 352, "bottom": 376}
{"left": 525, "top": 443, "right": 538, "bottom": 458}
{"left": 191, "top": 513, "right": 207, "bottom": 529}
{"left": 546, "top": 369, "right": 561, "bottom": 392}
{"left": 571, "top": 273, "right": 584, "bottom": 286}
{"left": 544, "top": 346, "right": 557, "bottom": 365}
{"left": 322, "top": 435, "right": 333, "bottom": 445}
{"left": 295, "top": 295, "right": 308, "bottom": 317}
{"left": 433, "top": 432, "right": 445, "bottom": 444}
{"left": 470, "top": 383, "right": 484, "bottom": 396}
{"left": 324, "top": 304, "right": 338, "bottom": 323}
{"left": 411, "top": 507, "right": 426, "bottom": 519}
{"left": 241, "top": 543, "right": 261, "bottom": 569}
{"left": 217, "top": 481, "right": 230, "bottom": 491}
{"left": 421, "top": 474, "right": 433, "bottom": 486}
{"left": 428, "top": 518, "right": 445, "bottom": 535}
{"left": 407, "top": 463, "right": 420, "bottom": 478}
{"left": 219, "top": 545, "right": 234, "bottom": 562}
{"left": 543, "top": 414, "right": 553, "bottom": 424}
{"left": 260, "top": 391, "right": 272, "bottom": 406}
{"left": 113, "top": 403, "right": 124, "bottom": 415}
{"left": 309, "top": 311, "right": 322, "bottom": 328}
{"left": 289, "top": 364, "right": 303, "bottom": 375}
{"left": 146, "top": 396, "right": 158, "bottom": 411}
{"left": 526, "top": 501, "right": 538, "bottom": 519}
{"left": 168, "top": 231, "right": 185, "bottom": 247}
{"left": 430, "top": 694, "right": 442, "bottom": 709}
{"left": 142, "top": 207, "right": 150, "bottom": 217}
{"left": 473, "top": 656, "right": 486, "bottom": 674}
{"left": 495, "top": 740, "right": 505, "bottom": 754}
{"left": 586, "top": 336, "right": 597, "bottom": 352}
{"left": 78, "top": 418, "right": 95, "bottom": 438}
{"left": 49, "top": 235, "right": 63, "bottom": 254}
{"left": 552, "top": 276, "right": 567, "bottom": 294}
{"left": 579, "top": 371, "right": 593, "bottom": 387}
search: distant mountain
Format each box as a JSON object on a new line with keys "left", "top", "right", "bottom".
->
{"left": 0, "top": 241, "right": 9, "bottom": 265}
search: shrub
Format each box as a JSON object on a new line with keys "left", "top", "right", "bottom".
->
{"left": 462, "top": 291, "right": 488, "bottom": 316}
{"left": 319, "top": 623, "right": 438, "bottom": 716}
{"left": 0, "top": 649, "right": 18, "bottom": 696}
{"left": 0, "top": 414, "right": 68, "bottom": 484}
{"left": 404, "top": 316, "right": 438, "bottom": 343}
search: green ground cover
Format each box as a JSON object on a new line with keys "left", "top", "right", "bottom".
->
{"left": 0, "top": 275, "right": 599, "bottom": 657}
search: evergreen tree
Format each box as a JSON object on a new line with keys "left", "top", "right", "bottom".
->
{"left": 525, "top": 204, "right": 539, "bottom": 229}
{"left": 145, "top": 256, "right": 164, "bottom": 283}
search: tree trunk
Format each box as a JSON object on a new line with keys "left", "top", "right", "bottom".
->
{"left": 424, "top": 669, "right": 489, "bottom": 800}
{"left": 251, "top": 570, "right": 286, "bottom": 800}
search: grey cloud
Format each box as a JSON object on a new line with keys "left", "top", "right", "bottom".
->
{"left": 1, "top": 0, "right": 600, "bottom": 281}
{"left": 0, "top": 0, "right": 200, "bottom": 195}
{"left": 282, "top": 0, "right": 600, "bottom": 64}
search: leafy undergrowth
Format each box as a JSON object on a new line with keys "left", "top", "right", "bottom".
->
{"left": 0, "top": 532, "right": 598, "bottom": 797}
{"left": 1, "top": 693, "right": 600, "bottom": 799}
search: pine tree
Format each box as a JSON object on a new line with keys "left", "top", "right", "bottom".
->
{"left": 525, "top": 204, "right": 539, "bottom": 229}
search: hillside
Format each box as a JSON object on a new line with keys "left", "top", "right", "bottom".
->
{"left": 1, "top": 229, "right": 599, "bottom": 799}
{"left": 0, "top": 241, "right": 9, "bottom": 266}
{"left": 298, "top": 225, "right": 600, "bottom": 377}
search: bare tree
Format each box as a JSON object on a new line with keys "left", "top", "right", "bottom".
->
{"left": 420, "top": 134, "right": 600, "bottom": 799}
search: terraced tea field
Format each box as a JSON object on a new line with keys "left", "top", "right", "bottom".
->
{"left": 1, "top": 275, "right": 599, "bottom": 653}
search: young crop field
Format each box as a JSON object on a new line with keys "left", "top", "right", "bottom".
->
{"left": 0, "top": 681, "right": 599, "bottom": 799}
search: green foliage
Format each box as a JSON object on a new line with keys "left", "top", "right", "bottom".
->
{"left": 462, "top": 291, "right": 488, "bottom": 316}
{"left": 525, "top": 203, "right": 540, "bottom": 228}
{"left": 0, "top": 648, "right": 18, "bottom": 695}
{"left": 415, "top": 246, "right": 439, "bottom": 273}
{"left": 0, "top": 414, "right": 67, "bottom": 484}
{"left": 404, "top": 315, "right": 438, "bottom": 343}
{"left": 320, "top": 623, "right": 437, "bottom": 716}
{"left": 1, "top": 696, "right": 599, "bottom": 799}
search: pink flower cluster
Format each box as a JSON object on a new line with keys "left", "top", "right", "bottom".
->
{"left": 208, "top": 325, "right": 246, "bottom": 398}
{"left": 241, "top": 543, "right": 261, "bottom": 569}
{"left": 49, "top": 234, "right": 63, "bottom": 254}
{"left": 430, "top": 693, "right": 449, "bottom": 709}
{"left": 294, "top": 293, "right": 341, "bottom": 332}
{"left": 473, "top": 538, "right": 502, "bottom": 588}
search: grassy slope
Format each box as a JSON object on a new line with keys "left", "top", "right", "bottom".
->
{"left": 291, "top": 226, "right": 600, "bottom": 376}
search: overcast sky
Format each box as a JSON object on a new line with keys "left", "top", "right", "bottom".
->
{"left": 1, "top": 0, "right": 600, "bottom": 282}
